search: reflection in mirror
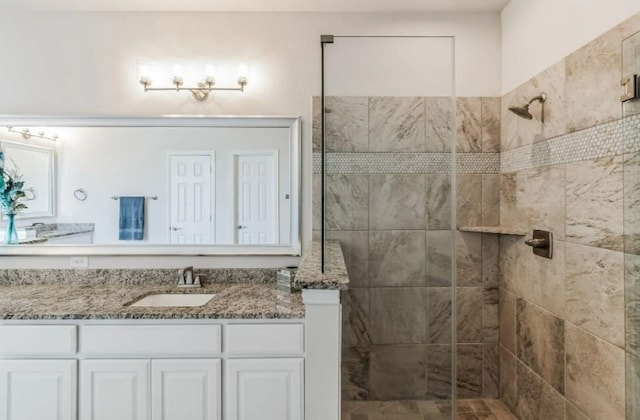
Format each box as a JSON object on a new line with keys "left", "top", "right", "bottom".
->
{"left": 622, "top": 30, "right": 640, "bottom": 117}
{"left": 0, "top": 141, "right": 54, "bottom": 219}
{"left": 0, "top": 116, "right": 300, "bottom": 255}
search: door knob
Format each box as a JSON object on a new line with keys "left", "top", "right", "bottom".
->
{"left": 237, "top": 225, "right": 247, "bottom": 229}
{"left": 169, "top": 227, "right": 182, "bottom": 231}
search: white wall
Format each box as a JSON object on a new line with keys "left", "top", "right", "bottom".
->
{"left": 0, "top": 10, "right": 501, "bottom": 268}
{"left": 501, "top": 0, "right": 640, "bottom": 93}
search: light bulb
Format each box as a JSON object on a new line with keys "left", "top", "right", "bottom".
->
{"left": 237, "top": 63, "right": 249, "bottom": 84}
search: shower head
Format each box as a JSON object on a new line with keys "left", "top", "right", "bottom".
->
{"left": 508, "top": 104, "right": 533, "bottom": 120}
{"left": 509, "top": 93, "right": 547, "bottom": 123}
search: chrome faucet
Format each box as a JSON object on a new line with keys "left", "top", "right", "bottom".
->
{"left": 178, "top": 266, "right": 201, "bottom": 288}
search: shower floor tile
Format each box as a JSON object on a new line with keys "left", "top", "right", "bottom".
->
{"left": 341, "top": 399, "right": 518, "bottom": 420}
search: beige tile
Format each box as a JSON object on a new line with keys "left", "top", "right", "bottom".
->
{"left": 426, "top": 96, "right": 455, "bottom": 153}
{"left": 427, "top": 287, "right": 452, "bottom": 345}
{"left": 565, "top": 14, "right": 640, "bottom": 132}
{"left": 457, "top": 231, "right": 483, "bottom": 286}
{"left": 370, "top": 288, "right": 427, "bottom": 344}
{"left": 370, "top": 174, "right": 426, "bottom": 230}
{"left": 312, "top": 173, "right": 321, "bottom": 231}
{"left": 481, "top": 97, "right": 501, "bottom": 153}
{"left": 499, "top": 235, "right": 520, "bottom": 292}
{"left": 457, "top": 344, "right": 483, "bottom": 399}
{"left": 482, "top": 234, "right": 500, "bottom": 288}
{"left": 565, "top": 242, "right": 625, "bottom": 347}
{"left": 499, "top": 289, "right": 516, "bottom": 354}
{"left": 499, "top": 173, "right": 519, "bottom": 230}
{"left": 457, "top": 97, "right": 482, "bottom": 152}
{"left": 457, "top": 174, "right": 483, "bottom": 227}
{"left": 516, "top": 298, "right": 565, "bottom": 393}
{"left": 482, "top": 344, "right": 500, "bottom": 398}
{"left": 566, "top": 156, "right": 624, "bottom": 252}
{"left": 565, "top": 402, "right": 590, "bottom": 420}
{"left": 324, "top": 96, "right": 369, "bottom": 152}
{"left": 426, "top": 345, "right": 453, "bottom": 400}
{"left": 515, "top": 165, "right": 566, "bottom": 241}
{"left": 369, "top": 230, "right": 426, "bottom": 287}
{"left": 517, "top": 239, "right": 566, "bottom": 318}
{"left": 515, "top": 361, "right": 565, "bottom": 420}
{"left": 370, "top": 345, "right": 426, "bottom": 400}
{"left": 427, "top": 230, "right": 453, "bottom": 287}
{"left": 628, "top": 352, "right": 640, "bottom": 420}
{"left": 483, "top": 288, "right": 499, "bottom": 344}
{"left": 482, "top": 175, "right": 501, "bottom": 227}
{"left": 457, "top": 287, "right": 484, "bottom": 343}
{"left": 342, "top": 346, "right": 370, "bottom": 400}
{"left": 326, "top": 174, "right": 369, "bottom": 230}
{"left": 370, "top": 97, "right": 426, "bottom": 152}
{"left": 426, "top": 173, "right": 452, "bottom": 230}
{"left": 626, "top": 252, "right": 640, "bottom": 358}
{"left": 499, "top": 347, "right": 517, "bottom": 412}
{"left": 342, "top": 289, "right": 370, "bottom": 346}
{"left": 565, "top": 323, "right": 626, "bottom": 420}
{"left": 327, "top": 231, "right": 369, "bottom": 288}
{"left": 623, "top": 150, "right": 640, "bottom": 255}
{"left": 500, "top": 88, "right": 521, "bottom": 152}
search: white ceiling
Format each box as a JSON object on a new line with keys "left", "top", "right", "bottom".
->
{"left": 5, "top": 0, "right": 511, "bottom": 13}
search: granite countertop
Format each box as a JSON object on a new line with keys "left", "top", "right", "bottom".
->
{"left": 0, "top": 282, "right": 304, "bottom": 320}
{"left": 294, "top": 240, "right": 349, "bottom": 290}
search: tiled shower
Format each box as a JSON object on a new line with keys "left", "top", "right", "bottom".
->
{"left": 316, "top": 11, "right": 640, "bottom": 420}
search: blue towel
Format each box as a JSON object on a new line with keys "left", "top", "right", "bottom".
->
{"left": 118, "top": 196, "right": 145, "bottom": 240}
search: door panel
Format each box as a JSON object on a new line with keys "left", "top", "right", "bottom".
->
{"left": 80, "top": 359, "right": 150, "bottom": 420}
{"left": 0, "top": 360, "right": 76, "bottom": 420}
{"left": 233, "top": 153, "right": 277, "bottom": 245}
{"left": 151, "top": 359, "right": 221, "bottom": 420}
{"left": 169, "top": 155, "right": 213, "bottom": 244}
{"left": 225, "top": 358, "right": 303, "bottom": 420}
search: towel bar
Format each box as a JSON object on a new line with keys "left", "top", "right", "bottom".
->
{"left": 111, "top": 196, "right": 158, "bottom": 200}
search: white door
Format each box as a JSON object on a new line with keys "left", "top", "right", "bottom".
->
{"left": 225, "top": 358, "right": 303, "bottom": 420}
{"left": 0, "top": 360, "right": 76, "bottom": 420}
{"left": 151, "top": 359, "right": 221, "bottom": 420}
{"left": 80, "top": 359, "right": 150, "bottom": 420}
{"left": 233, "top": 153, "right": 278, "bottom": 245}
{"left": 169, "top": 155, "right": 213, "bottom": 244}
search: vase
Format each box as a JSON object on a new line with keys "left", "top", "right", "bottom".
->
{"left": 4, "top": 213, "right": 18, "bottom": 245}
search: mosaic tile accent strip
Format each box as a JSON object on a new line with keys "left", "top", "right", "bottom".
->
{"left": 312, "top": 152, "right": 500, "bottom": 174}
{"left": 502, "top": 114, "right": 640, "bottom": 173}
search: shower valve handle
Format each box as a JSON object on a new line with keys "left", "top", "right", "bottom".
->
{"left": 525, "top": 238, "right": 547, "bottom": 248}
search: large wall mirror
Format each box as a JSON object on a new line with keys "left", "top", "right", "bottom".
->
{"left": 0, "top": 116, "right": 301, "bottom": 256}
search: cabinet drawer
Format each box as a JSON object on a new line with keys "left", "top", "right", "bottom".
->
{"left": 225, "top": 324, "right": 304, "bottom": 355}
{"left": 0, "top": 325, "right": 77, "bottom": 356}
{"left": 81, "top": 325, "right": 221, "bottom": 356}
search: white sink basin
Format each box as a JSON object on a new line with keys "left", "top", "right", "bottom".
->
{"left": 130, "top": 293, "right": 215, "bottom": 307}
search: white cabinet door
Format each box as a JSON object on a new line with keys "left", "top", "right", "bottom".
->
{"left": 225, "top": 358, "right": 303, "bottom": 420}
{"left": 0, "top": 360, "right": 76, "bottom": 420}
{"left": 80, "top": 360, "right": 150, "bottom": 420}
{"left": 151, "top": 359, "right": 221, "bottom": 420}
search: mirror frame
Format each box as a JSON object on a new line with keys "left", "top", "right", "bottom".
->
{"left": 0, "top": 140, "right": 55, "bottom": 219}
{"left": 0, "top": 115, "right": 301, "bottom": 256}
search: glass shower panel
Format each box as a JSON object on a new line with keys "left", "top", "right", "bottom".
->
{"left": 622, "top": 31, "right": 640, "bottom": 420}
{"left": 317, "top": 36, "right": 457, "bottom": 418}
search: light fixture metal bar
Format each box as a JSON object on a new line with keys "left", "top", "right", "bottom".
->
{"left": 7, "top": 127, "right": 58, "bottom": 142}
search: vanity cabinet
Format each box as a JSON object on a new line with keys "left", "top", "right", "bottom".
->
{"left": 225, "top": 358, "right": 303, "bottom": 420}
{"left": 0, "top": 322, "right": 306, "bottom": 420}
{"left": 80, "top": 359, "right": 221, "bottom": 420}
{"left": 0, "top": 359, "right": 77, "bottom": 420}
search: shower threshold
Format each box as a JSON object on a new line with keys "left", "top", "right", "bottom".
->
{"left": 341, "top": 398, "right": 517, "bottom": 419}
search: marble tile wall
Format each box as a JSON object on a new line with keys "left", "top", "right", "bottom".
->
{"left": 499, "top": 13, "right": 640, "bottom": 420}
{"left": 314, "top": 95, "right": 502, "bottom": 401}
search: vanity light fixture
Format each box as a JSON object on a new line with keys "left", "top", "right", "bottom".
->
{"left": 7, "top": 127, "right": 58, "bottom": 142}
{"left": 138, "top": 60, "right": 249, "bottom": 102}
